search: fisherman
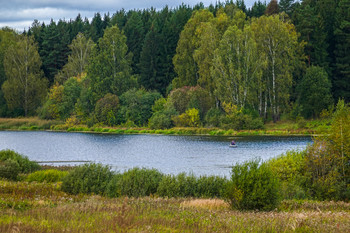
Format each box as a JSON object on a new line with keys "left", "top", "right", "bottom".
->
{"left": 231, "top": 140, "right": 236, "bottom": 145}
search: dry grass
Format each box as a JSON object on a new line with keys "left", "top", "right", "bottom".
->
{"left": 1, "top": 180, "right": 349, "bottom": 232}
{"left": 180, "top": 198, "right": 229, "bottom": 210}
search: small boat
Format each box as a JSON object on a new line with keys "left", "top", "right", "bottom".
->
{"left": 229, "top": 144, "right": 237, "bottom": 148}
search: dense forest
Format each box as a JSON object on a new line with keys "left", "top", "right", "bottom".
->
{"left": 0, "top": 0, "right": 349, "bottom": 130}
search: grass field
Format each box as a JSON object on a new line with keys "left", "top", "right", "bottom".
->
{"left": 0, "top": 180, "right": 349, "bottom": 232}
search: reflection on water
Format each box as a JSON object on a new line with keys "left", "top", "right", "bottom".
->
{"left": 0, "top": 131, "right": 312, "bottom": 177}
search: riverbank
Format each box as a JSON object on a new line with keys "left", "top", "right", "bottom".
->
{"left": 1, "top": 179, "right": 349, "bottom": 232}
{"left": 0, "top": 117, "right": 330, "bottom": 136}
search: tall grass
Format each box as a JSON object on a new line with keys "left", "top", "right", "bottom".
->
{"left": 0, "top": 117, "right": 61, "bottom": 130}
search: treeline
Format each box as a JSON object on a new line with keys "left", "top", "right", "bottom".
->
{"left": 0, "top": 0, "right": 349, "bottom": 129}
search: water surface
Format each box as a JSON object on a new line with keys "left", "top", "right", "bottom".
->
{"left": 0, "top": 131, "right": 312, "bottom": 177}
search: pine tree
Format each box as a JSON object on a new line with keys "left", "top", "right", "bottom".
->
{"left": 333, "top": 0, "right": 350, "bottom": 101}
{"left": 123, "top": 11, "right": 146, "bottom": 74}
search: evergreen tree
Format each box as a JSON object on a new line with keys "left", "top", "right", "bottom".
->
{"left": 333, "top": 0, "right": 350, "bottom": 101}
{"left": 279, "top": 0, "right": 295, "bottom": 16}
{"left": 123, "top": 11, "right": 146, "bottom": 74}
{"left": 297, "top": 66, "right": 333, "bottom": 118}
{"left": 293, "top": 2, "right": 329, "bottom": 69}
{"left": 39, "top": 20, "right": 70, "bottom": 84}
{"left": 89, "top": 13, "right": 104, "bottom": 42}
{"left": 248, "top": 1, "right": 267, "bottom": 18}
{"left": 138, "top": 24, "right": 163, "bottom": 93}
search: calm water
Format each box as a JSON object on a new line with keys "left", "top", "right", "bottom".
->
{"left": 0, "top": 131, "right": 312, "bottom": 177}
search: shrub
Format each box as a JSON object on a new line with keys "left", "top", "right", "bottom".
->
{"left": 173, "top": 108, "right": 201, "bottom": 127}
{"left": 225, "top": 159, "right": 280, "bottom": 211}
{"left": 148, "top": 111, "right": 173, "bottom": 129}
{"left": 94, "top": 93, "right": 119, "bottom": 126}
{"left": 196, "top": 175, "right": 228, "bottom": 198}
{"left": 0, "top": 150, "right": 41, "bottom": 174}
{"left": 0, "top": 159, "right": 20, "bottom": 180}
{"left": 157, "top": 173, "right": 227, "bottom": 198}
{"left": 267, "top": 150, "right": 308, "bottom": 200}
{"left": 26, "top": 169, "right": 68, "bottom": 183}
{"left": 61, "top": 163, "right": 113, "bottom": 195}
{"left": 107, "top": 168, "right": 164, "bottom": 197}
{"left": 205, "top": 107, "right": 223, "bottom": 127}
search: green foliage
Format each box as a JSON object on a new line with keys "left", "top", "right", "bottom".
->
{"left": 26, "top": 169, "right": 68, "bottom": 183}
{"left": 94, "top": 93, "right": 119, "bottom": 126}
{"left": 225, "top": 159, "right": 280, "bottom": 211}
{"left": 173, "top": 108, "right": 201, "bottom": 127}
{"left": 204, "top": 107, "right": 223, "bottom": 127}
{"left": 0, "top": 150, "right": 41, "bottom": 174}
{"left": 61, "top": 163, "right": 113, "bottom": 195}
{"left": 106, "top": 168, "right": 164, "bottom": 197}
{"left": 119, "top": 88, "right": 162, "bottom": 126}
{"left": 297, "top": 66, "right": 333, "bottom": 118}
{"left": 87, "top": 25, "right": 137, "bottom": 100}
{"left": 267, "top": 150, "right": 309, "bottom": 200}
{"left": 157, "top": 173, "right": 227, "bottom": 198}
{"left": 0, "top": 159, "right": 20, "bottom": 180}
{"left": 2, "top": 35, "right": 48, "bottom": 116}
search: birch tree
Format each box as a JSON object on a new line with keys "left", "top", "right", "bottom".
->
{"left": 252, "top": 14, "right": 300, "bottom": 122}
{"left": 55, "top": 33, "right": 95, "bottom": 84}
{"left": 88, "top": 25, "right": 137, "bottom": 101}
{"left": 212, "top": 25, "right": 264, "bottom": 109}
{"left": 2, "top": 35, "right": 47, "bottom": 116}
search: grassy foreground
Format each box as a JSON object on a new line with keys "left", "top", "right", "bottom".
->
{"left": 0, "top": 180, "right": 349, "bottom": 232}
{"left": 0, "top": 117, "right": 329, "bottom": 136}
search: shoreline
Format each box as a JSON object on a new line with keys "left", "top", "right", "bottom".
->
{"left": 0, "top": 117, "right": 328, "bottom": 137}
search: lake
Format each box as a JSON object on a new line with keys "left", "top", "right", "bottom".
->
{"left": 0, "top": 131, "right": 312, "bottom": 177}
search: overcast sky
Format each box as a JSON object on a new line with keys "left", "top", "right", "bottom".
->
{"left": 0, "top": 0, "right": 258, "bottom": 31}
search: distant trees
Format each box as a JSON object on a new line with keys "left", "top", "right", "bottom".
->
{"left": 0, "top": 0, "right": 349, "bottom": 126}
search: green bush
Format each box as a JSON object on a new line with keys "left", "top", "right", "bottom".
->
{"left": 157, "top": 173, "right": 227, "bottom": 198}
{"left": 107, "top": 168, "right": 164, "bottom": 197}
{"left": 267, "top": 150, "right": 309, "bottom": 200}
{"left": 225, "top": 159, "right": 280, "bottom": 211}
{"left": 148, "top": 111, "right": 173, "bottom": 129}
{"left": 26, "top": 169, "right": 68, "bottom": 183}
{"left": 61, "top": 163, "right": 113, "bottom": 195}
{"left": 0, "top": 159, "right": 20, "bottom": 180}
{"left": 196, "top": 175, "right": 228, "bottom": 198}
{"left": 0, "top": 150, "right": 41, "bottom": 174}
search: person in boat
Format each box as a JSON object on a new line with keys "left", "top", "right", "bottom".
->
{"left": 231, "top": 140, "right": 236, "bottom": 145}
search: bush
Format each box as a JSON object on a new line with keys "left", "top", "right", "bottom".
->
{"left": 61, "top": 163, "right": 113, "bottom": 195}
{"left": 26, "top": 169, "right": 68, "bottom": 183}
{"left": 0, "top": 159, "right": 20, "bottom": 180}
{"left": 94, "top": 93, "right": 119, "bottom": 126}
{"left": 225, "top": 159, "right": 280, "bottom": 211}
{"left": 205, "top": 107, "right": 223, "bottom": 127}
{"left": 148, "top": 111, "right": 173, "bottom": 129}
{"left": 157, "top": 173, "right": 227, "bottom": 198}
{"left": 0, "top": 150, "right": 41, "bottom": 174}
{"left": 107, "top": 168, "right": 164, "bottom": 197}
{"left": 267, "top": 150, "right": 308, "bottom": 200}
{"left": 173, "top": 108, "right": 201, "bottom": 127}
